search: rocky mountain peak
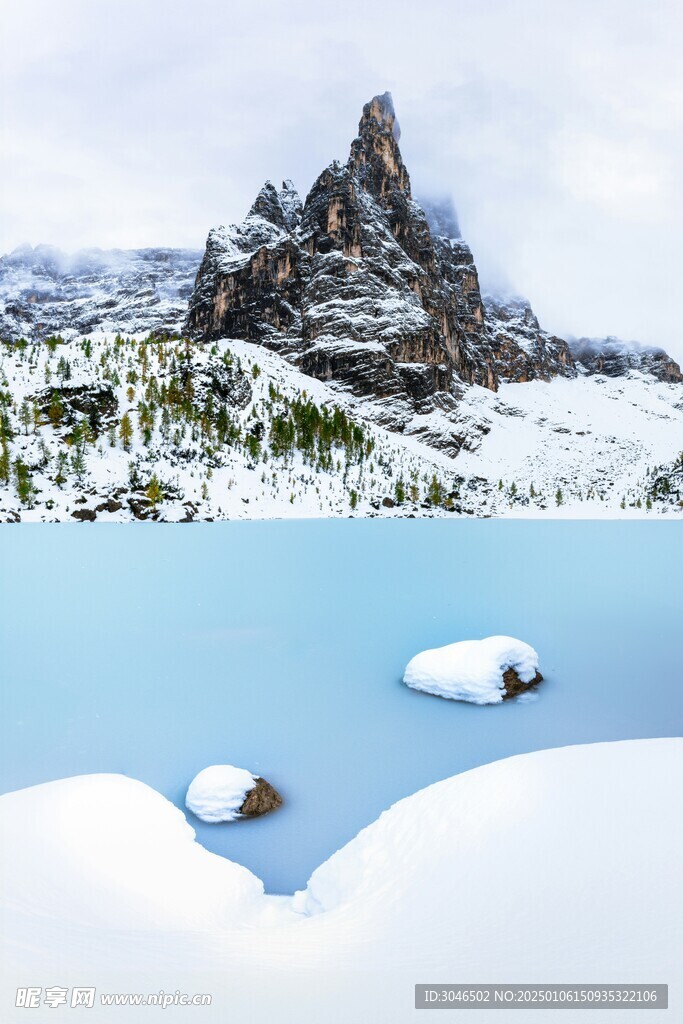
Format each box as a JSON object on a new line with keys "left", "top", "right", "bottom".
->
{"left": 348, "top": 91, "right": 411, "bottom": 202}
{"left": 278, "top": 179, "right": 303, "bottom": 231}
{"left": 247, "top": 180, "right": 302, "bottom": 232}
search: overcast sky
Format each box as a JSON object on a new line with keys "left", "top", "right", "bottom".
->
{"left": 2, "top": 0, "right": 682, "bottom": 357}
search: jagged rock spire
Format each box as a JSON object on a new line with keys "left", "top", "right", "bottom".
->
{"left": 278, "top": 179, "right": 303, "bottom": 231}
{"left": 348, "top": 91, "right": 411, "bottom": 201}
{"left": 248, "top": 180, "right": 302, "bottom": 231}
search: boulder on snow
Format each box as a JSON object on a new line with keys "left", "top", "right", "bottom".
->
{"left": 403, "top": 635, "right": 542, "bottom": 705}
{"left": 185, "top": 764, "right": 282, "bottom": 823}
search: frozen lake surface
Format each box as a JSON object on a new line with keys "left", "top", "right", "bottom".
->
{"left": 0, "top": 521, "right": 681, "bottom": 893}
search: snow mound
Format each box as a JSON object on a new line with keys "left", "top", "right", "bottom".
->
{"left": 403, "top": 634, "right": 540, "bottom": 704}
{"left": 0, "top": 773, "right": 264, "bottom": 935}
{"left": 0, "top": 741, "right": 681, "bottom": 1020}
{"left": 186, "top": 764, "right": 257, "bottom": 822}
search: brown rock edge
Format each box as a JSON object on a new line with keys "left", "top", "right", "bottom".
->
{"left": 502, "top": 668, "right": 544, "bottom": 699}
{"left": 239, "top": 777, "right": 283, "bottom": 818}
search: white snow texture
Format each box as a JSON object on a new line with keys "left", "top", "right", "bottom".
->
{"left": 185, "top": 764, "right": 257, "bottom": 822}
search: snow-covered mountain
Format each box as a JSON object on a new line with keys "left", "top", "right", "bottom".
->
{"left": 0, "top": 244, "right": 201, "bottom": 341}
{"left": 0, "top": 91, "right": 681, "bottom": 521}
{"left": 185, "top": 91, "right": 681, "bottom": 444}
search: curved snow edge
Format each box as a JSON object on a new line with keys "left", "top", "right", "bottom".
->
{"left": 0, "top": 739, "right": 681, "bottom": 939}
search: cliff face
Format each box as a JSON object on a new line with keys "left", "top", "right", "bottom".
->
{"left": 484, "top": 294, "right": 574, "bottom": 383}
{"left": 186, "top": 92, "right": 679, "bottom": 444}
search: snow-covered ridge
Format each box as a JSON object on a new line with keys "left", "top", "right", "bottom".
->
{"left": 0, "top": 243, "right": 202, "bottom": 342}
{"left": 1, "top": 740, "right": 680, "bottom": 1020}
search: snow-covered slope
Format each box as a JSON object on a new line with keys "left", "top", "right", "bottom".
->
{"left": 0, "top": 333, "right": 681, "bottom": 520}
{"left": 1, "top": 740, "right": 680, "bottom": 1023}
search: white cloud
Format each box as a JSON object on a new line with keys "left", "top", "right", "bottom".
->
{"left": 1, "top": 0, "right": 682, "bottom": 358}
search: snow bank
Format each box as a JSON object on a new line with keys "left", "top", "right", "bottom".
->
{"left": 0, "top": 774, "right": 264, "bottom": 935}
{"left": 403, "top": 634, "right": 540, "bottom": 703}
{"left": 186, "top": 764, "right": 257, "bottom": 822}
{"left": 1, "top": 741, "right": 681, "bottom": 1022}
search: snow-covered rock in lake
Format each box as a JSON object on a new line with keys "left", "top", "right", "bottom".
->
{"left": 186, "top": 764, "right": 282, "bottom": 822}
{"left": 403, "top": 635, "right": 542, "bottom": 704}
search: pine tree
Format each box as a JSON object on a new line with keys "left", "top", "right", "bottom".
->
{"left": 0, "top": 435, "right": 10, "bottom": 484}
{"left": 56, "top": 355, "right": 71, "bottom": 382}
{"left": 48, "top": 392, "right": 64, "bottom": 428}
{"left": 394, "top": 477, "right": 405, "bottom": 504}
{"left": 71, "top": 447, "right": 86, "bottom": 483}
{"left": 119, "top": 412, "right": 133, "bottom": 452}
{"left": 19, "top": 399, "right": 32, "bottom": 435}
{"left": 14, "top": 458, "right": 35, "bottom": 508}
{"left": 146, "top": 473, "right": 163, "bottom": 511}
{"left": 70, "top": 422, "right": 88, "bottom": 483}
{"left": 54, "top": 451, "right": 68, "bottom": 488}
{"left": 428, "top": 474, "right": 443, "bottom": 506}
{"left": 646, "top": 496, "right": 652, "bottom": 510}
{"left": 555, "top": 487, "right": 563, "bottom": 506}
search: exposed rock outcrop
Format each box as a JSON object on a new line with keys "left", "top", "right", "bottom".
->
{"left": 33, "top": 383, "right": 118, "bottom": 433}
{"left": 239, "top": 777, "right": 283, "bottom": 818}
{"left": 502, "top": 667, "right": 544, "bottom": 699}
